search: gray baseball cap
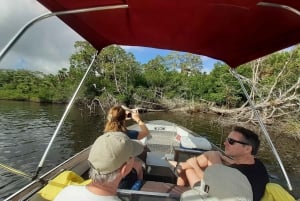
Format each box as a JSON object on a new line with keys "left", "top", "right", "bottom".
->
{"left": 88, "top": 132, "right": 144, "bottom": 174}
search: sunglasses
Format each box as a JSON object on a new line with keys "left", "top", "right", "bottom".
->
{"left": 226, "top": 137, "right": 249, "bottom": 145}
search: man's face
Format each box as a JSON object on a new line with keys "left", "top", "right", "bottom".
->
{"left": 224, "top": 131, "right": 251, "bottom": 157}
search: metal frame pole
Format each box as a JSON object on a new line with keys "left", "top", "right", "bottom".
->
{"left": 230, "top": 68, "right": 293, "bottom": 191}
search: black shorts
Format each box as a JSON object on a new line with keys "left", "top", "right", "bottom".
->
{"left": 118, "top": 168, "right": 138, "bottom": 189}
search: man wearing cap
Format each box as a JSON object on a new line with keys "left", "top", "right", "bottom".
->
{"left": 54, "top": 132, "right": 144, "bottom": 201}
{"left": 170, "top": 126, "right": 269, "bottom": 201}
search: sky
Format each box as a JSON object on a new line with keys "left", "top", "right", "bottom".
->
{"left": 0, "top": 0, "right": 218, "bottom": 74}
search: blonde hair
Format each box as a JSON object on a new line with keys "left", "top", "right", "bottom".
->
{"left": 103, "top": 106, "right": 127, "bottom": 132}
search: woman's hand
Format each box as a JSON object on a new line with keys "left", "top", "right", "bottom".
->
{"left": 131, "top": 110, "right": 142, "bottom": 124}
{"left": 125, "top": 110, "right": 132, "bottom": 120}
{"left": 131, "top": 109, "right": 149, "bottom": 139}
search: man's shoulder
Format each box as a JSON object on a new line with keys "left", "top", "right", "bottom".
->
{"left": 230, "top": 158, "right": 268, "bottom": 175}
{"left": 54, "top": 185, "right": 86, "bottom": 201}
{"left": 54, "top": 185, "right": 121, "bottom": 201}
{"left": 232, "top": 158, "right": 269, "bottom": 179}
{"left": 254, "top": 158, "right": 268, "bottom": 170}
{"left": 59, "top": 185, "right": 86, "bottom": 193}
{"left": 254, "top": 158, "right": 264, "bottom": 165}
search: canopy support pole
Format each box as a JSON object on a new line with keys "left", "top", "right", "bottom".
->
{"left": 0, "top": 4, "right": 128, "bottom": 63}
{"left": 230, "top": 68, "right": 293, "bottom": 191}
{"left": 32, "top": 50, "right": 99, "bottom": 180}
{"left": 257, "top": 2, "right": 300, "bottom": 16}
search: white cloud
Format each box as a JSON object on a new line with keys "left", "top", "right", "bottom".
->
{"left": 0, "top": 0, "right": 83, "bottom": 74}
{"left": 121, "top": 45, "right": 144, "bottom": 51}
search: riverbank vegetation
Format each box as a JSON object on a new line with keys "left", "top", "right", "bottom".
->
{"left": 0, "top": 42, "right": 299, "bottom": 138}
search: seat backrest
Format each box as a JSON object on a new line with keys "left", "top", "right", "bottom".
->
{"left": 261, "top": 183, "right": 295, "bottom": 201}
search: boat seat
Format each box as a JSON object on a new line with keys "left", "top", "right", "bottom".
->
{"left": 146, "top": 152, "right": 171, "bottom": 167}
{"left": 141, "top": 180, "right": 190, "bottom": 196}
{"left": 145, "top": 152, "right": 177, "bottom": 183}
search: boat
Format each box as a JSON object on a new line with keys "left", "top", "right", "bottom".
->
{"left": 1, "top": 0, "right": 299, "bottom": 200}
{"left": 3, "top": 120, "right": 218, "bottom": 201}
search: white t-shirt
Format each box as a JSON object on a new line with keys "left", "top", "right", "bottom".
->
{"left": 54, "top": 185, "right": 121, "bottom": 201}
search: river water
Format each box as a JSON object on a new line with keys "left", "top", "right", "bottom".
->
{"left": 0, "top": 100, "right": 299, "bottom": 200}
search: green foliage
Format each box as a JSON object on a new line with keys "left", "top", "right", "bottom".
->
{"left": 163, "top": 51, "right": 203, "bottom": 74}
{"left": 1, "top": 43, "right": 299, "bottom": 115}
{"left": 0, "top": 68, "right": 77, "bottom": 103}
{"left": 200, "top": 63, "right": 239, "bottom": 106}
{"left": 144, "top": 56, "right": 168, "bottom": 89}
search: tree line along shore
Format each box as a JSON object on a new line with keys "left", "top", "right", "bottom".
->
{"left": 0, "top": 42, "right": 299, "bottom": 139}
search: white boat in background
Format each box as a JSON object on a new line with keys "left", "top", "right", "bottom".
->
{"left": 0, "top": 0, "right": 299, "bottom": 200}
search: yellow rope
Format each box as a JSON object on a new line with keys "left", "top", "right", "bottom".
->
{"left": 0, "top": 163, "right": 31, "bottom": 179}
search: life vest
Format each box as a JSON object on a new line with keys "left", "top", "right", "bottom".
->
{"left": 38, "top": 171, "right": 91, "bottom": 200}
{"left": 261, "top": 183, "right": 295, "bottom": 201}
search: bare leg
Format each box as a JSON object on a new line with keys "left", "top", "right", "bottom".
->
{"left": 169, "top": 151, "right": 222, "bottom": 172}
{"left": 172, "top": 160, "right": 203, "bottom": 187}
{"left": 176, "top": 169, "right": 188, "bottom": 186}
{"left": 167, "top": 161, "right": 188, "bottom": 186}
{"left": 168, "top": 151, "right": 222, "bottom": 187}
{"left": 168, "top": 160, "right": 195, "bottom": 171}
{"left": 133, "top": 158, "right": 144, "bottom": 180}
{"left": 185, "top": 168, "right": 202, "bottom": 188}
{"left": 186, "top": 156, "right": 204, "bottom": 179}
{"left": 195, "top": 151, "right": 222, "bottom": 167}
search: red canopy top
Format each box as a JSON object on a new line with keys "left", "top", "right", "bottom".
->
{"left": 37, "top": 0, "right": 300, "bottom": 67}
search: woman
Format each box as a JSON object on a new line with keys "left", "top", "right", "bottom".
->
{"left": 104, "top": 105, "right": 149, "bottom": 140}
{"left": 103, "top": 105, "right": 149, "bottom": 189}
